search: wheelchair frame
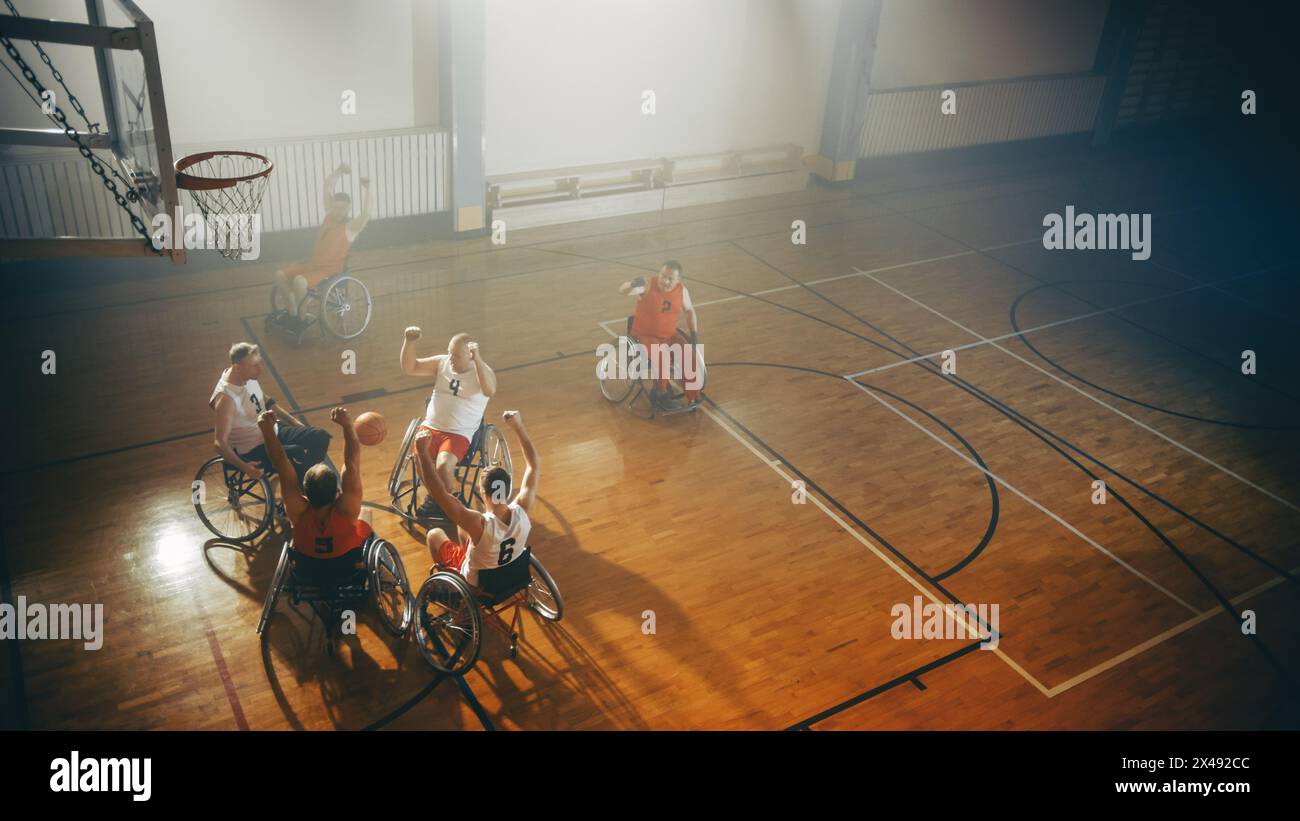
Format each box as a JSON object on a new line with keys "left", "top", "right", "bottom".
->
{"left": 257, "top": 531, "right": 413, "bottom": 653}
{"left": 599, "top": 317, "right": 705, "bottom": 418}
{"left": 194, "top": 455, "right": 286, "bottom": 543}
{"left": 267, "top": 257, "right": 373, "bottom": 344}
{"left": 413, "top": 548, "right": 564, "bottom": 676}
{"left": 385, "top": 417, "right": 513, "bottom": 527}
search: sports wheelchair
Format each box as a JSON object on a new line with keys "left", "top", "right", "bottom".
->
{"left": 257, "top": 530, "right": 413, "bottom": 654}
{"left": 413, "top": 546, "right": 563, "bottom": 675}
{"left": 267, "top": 257, "right": 372, "bottom": 344}
{"left": 598, "top": 318, "right": 706, "bottom": 418}
{"left": 386, "top": 418, "right": 513, "bottom": 526}
{"left": 194, "top": 455, "right": 285, "bottom": 542}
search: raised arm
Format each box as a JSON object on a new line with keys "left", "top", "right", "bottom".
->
{"left": 502, "top": 411, "right": 540, "bottom": 513}
{"left": 618, "top": 275, "right": 648, "bottom": 297}
{"left": 401, "top": 326, "right": 444, "bottom": 377}
{"left": 413, "top": 429, "right": 484, "bottom": 544}
{"left": 213, "top": 394, "right": 263, "bottom": 480}
{"left": 322, "top": 163, "right": 348, "bottom": 213}
{"left": 257, "top": 411, "right": 307, "bottom": 521}
{"left": 468, "top": 342, "right": 497, "bottom": 397}
{"left": 348, "top": 176, "right": 375, "bottom": 239}
{"left": 331, "top": 407, "right": 363, "bottom": 521}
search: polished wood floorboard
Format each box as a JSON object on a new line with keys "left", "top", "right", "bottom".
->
{"left": 2, "top": 145, "right": 1297, "bottom": 729}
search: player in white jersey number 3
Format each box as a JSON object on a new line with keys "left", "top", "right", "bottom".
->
{"left": 400, "top": 327, "right": 498, "bottom": 519}
{"left": 414, "top": 410, "right": 540, "bottom": 586}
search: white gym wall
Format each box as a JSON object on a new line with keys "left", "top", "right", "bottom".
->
{"left": 483, "top": 0, "right": 840, "bottom": 176}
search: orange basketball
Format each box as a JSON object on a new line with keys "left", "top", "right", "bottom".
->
{"left": 355, "top": 411, "right": 386, "bottom": 446}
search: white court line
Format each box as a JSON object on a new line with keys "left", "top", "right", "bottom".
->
{"left": 841, "top": 378, "right": 1199, "bottom": 614}
{"left": 845, "top": 269, "right": 1275, "bottom": 379}
{"left": 595, "top": 320, "right": 1054, "bottom": 696}
{"left": 1045, "top": 564, "right": 1300, "bottom": 697}
{"left": 861, "top": 269, "right": 1300, "bottom": 514}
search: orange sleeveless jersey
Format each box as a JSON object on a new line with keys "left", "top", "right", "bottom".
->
{"left": 632, "top": 278, "right": 684, "bottom": 339}
{"left": 286, "top": 218, "right": 352, "bottom": 287}
{"left": 292, "top": 507, "right": 370, "bottom": 558}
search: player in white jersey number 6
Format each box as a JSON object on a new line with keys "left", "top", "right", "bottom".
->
{"left": 414, "top": 410, "right": 539, "bottom": 587}
{"left": 399, "top": 326, "right": 498, "bottom": 519}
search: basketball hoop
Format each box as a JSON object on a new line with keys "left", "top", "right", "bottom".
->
{"left": 175, "top": 150, "right": 273, "bottom": 260}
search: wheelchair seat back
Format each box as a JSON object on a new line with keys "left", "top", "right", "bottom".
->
{"left": 291, "top": 547, "right": 368, "bottom": 596}
{"left": 476, "top": 547, "right": 531, "bottom": 605}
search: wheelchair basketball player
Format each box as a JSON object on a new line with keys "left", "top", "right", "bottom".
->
{"left": 211, "top": 342, "right": 330, "bottom": 482}
{"left": 414, "top": 410, "right": 539, "bottom": 588}
{"left": 618, "top": 260, "right": 702, "bottom": 407}
{"left": 255, "top": 406, "right": 373, "bottom": 563}
{"left": 270, "top": 163, "right": 375, "bottom": 329}
{"left": 399, "top": 327, "right": 498, "bottom": 518}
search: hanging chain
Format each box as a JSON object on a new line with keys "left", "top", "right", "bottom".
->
{"left": 0, "top": 12, "right": 161, "bottom": 252}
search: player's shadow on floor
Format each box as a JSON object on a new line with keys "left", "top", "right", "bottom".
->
{"left": 466, "top": 497, "right": 765, "bottom": 729}
{"left": 258, "top": 597, "right": 467, "bottom": 730}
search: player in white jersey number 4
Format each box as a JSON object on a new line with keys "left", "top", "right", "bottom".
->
{"left": 400, "top": 327, "right": 498, "bottom": 519}
{"left": 413, "top": 410, "right": 539, "bottom": 588}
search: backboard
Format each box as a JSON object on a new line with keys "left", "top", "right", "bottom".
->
{"left": 0, "top": 0, "right": 181, "bottom": 259}
{"left": 92, "top": 0, "right": 176, "bottom": 222}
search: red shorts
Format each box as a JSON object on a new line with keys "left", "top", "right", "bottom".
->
{"left": 435, "top": 538, "right": 468, "bottom": 571}
{"left": 415, "top": 425, "right": 471, "bottom": 463}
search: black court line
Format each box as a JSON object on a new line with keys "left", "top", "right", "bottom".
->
{"left": 3, "top": 349, "right": 591, "bottom": 477}
{"left": 1008, "top": 279, "right": 1300, "bottom": 428}
{"left": 786, "top": 641, "right": 984, "bottom": 730}
{"left": 362, "top": 674, "right": 446, "bottom": 731}
{"left": 705, "top": 362, "right": 1000, "bottom": 591}
{"left": 725, "top": 229, "right": 1299, "bottom": 687}
{"left": 455, "top": 675, "right": 495, "bottom": 731}
{"left": 589, "top": 237, "right": 1296, "bottom": 689}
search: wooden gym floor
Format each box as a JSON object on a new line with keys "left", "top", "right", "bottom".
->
{"left": 2, "top": 139, "right": 1298, "bottom": 730}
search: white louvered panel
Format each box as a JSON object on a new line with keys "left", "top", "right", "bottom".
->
{"left": 0, "top": 127, "right": 450, "bottom": 240}
{"left": 860, "top": 75, "right": 1107, "bottom": 159}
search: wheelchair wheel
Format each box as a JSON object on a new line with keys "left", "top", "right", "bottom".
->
{"left": 526, "top": 554, "right": 564, "bottom": 622}
{"left": 388, "top": 418, "right": 420, "bottom": 499}
{"left": 414, "top": 571, "right": 482, "bottom": 676}
{"left": 194, "top": 456, "right": 275, "bottom": 542}
{"left": 369, "top": 539, "right": 412, "bottom": 637}
{"left": 320, "top": 276, "right": 372, "bottom": 340}
{"left": 598, "top": 348, "right": 636, "bottom": 404}
{"left": 258, "top": 543, "right": 293, "bottom": 636}
{"left": 482, "top": 423, "right": 512, "bottom": 476}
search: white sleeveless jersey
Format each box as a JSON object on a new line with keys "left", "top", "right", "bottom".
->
{"left": 462, "top": 503, "right": 530, "bottom": 586}
{"left": 422, "top": 357, "right": 489, "bottom": 439}
{"left": 209, "top": 370, "right": 272, "bottom": 454}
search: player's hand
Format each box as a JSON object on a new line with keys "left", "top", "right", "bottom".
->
{"left": 330, "top": 406, "right": 352, "bottom": 427}
{"left": 413, "top": 428, "right": 433, "bottom": 453}
{"left": 467, "top": 341, "right": 479, "bottom": 359}
{"left": 242, "top": 463, "right": 263, "bottom": 480}
{"left": 404, "top": 326, "right": 422, "bottom": 341}
{"left": 257, "top": 410, "right": 278, "bottom": 433}
{"left": 502, "top": 410, "right": 523, "bottom": 429}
